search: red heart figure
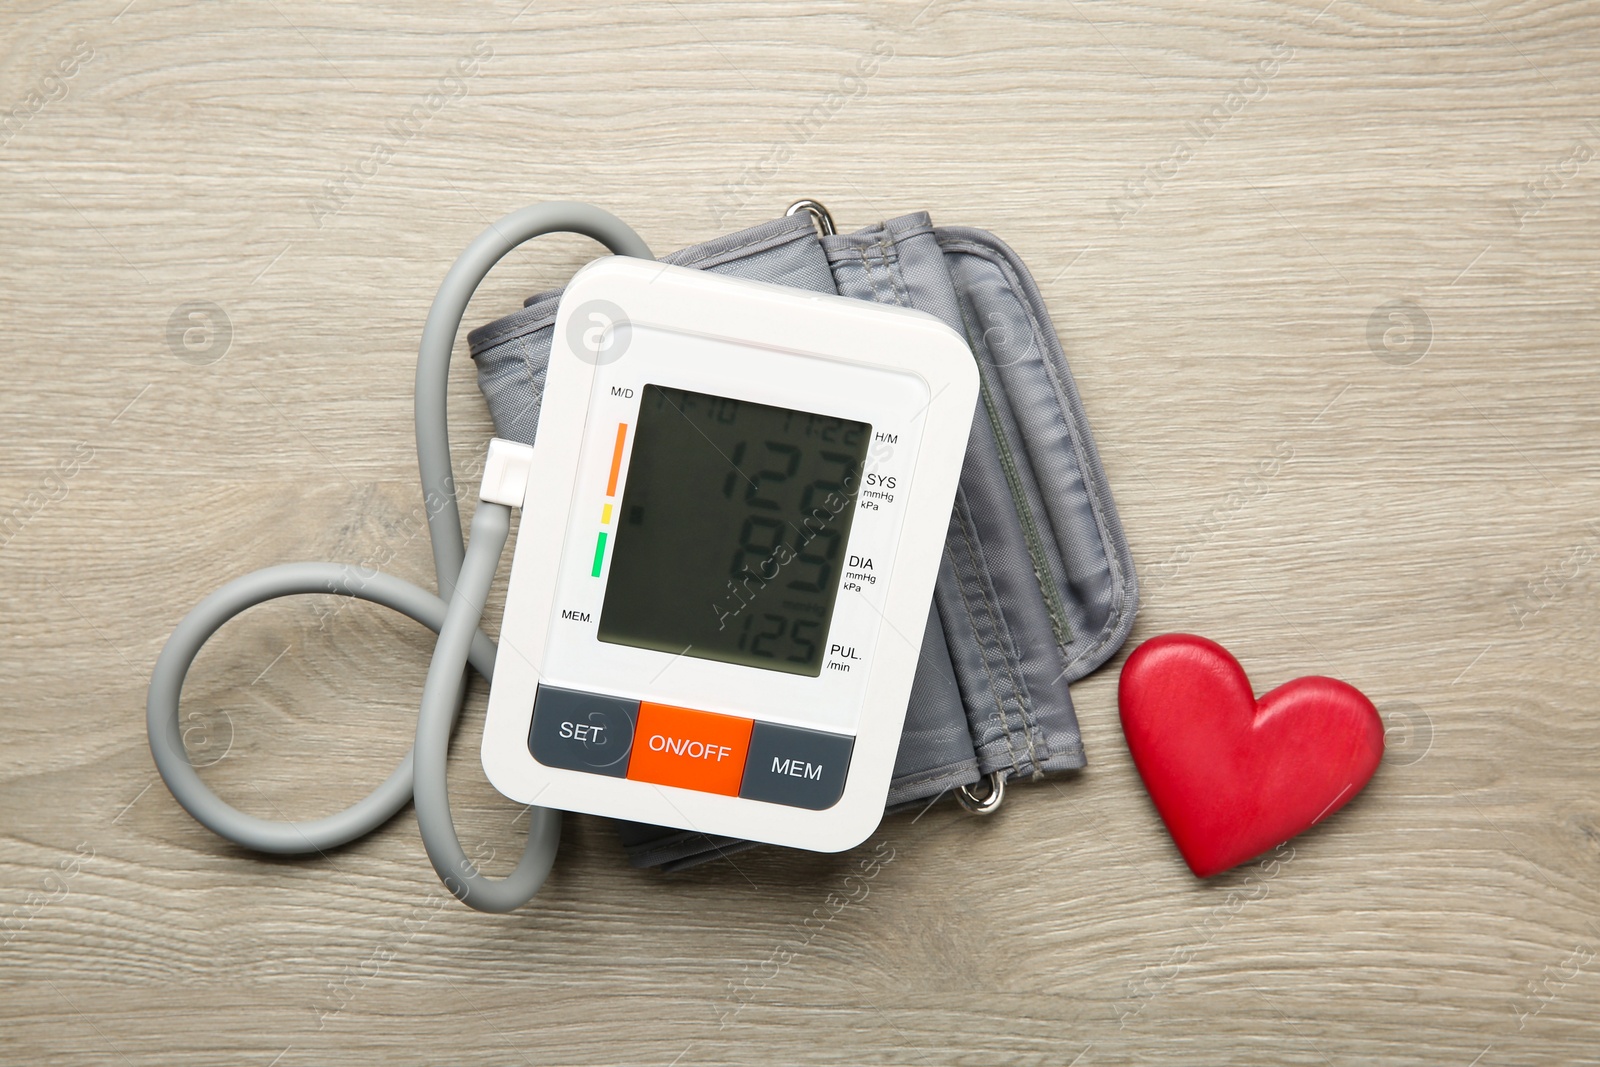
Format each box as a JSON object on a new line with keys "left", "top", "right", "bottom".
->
{"left": 1118, "top": 634, "right": 1384, "bottom": 877}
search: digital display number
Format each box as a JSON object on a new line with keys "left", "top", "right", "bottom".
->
{"left": 596, "top": 384, "right": 869, "bottom": 677}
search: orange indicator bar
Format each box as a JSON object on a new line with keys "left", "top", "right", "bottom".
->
{"left": 605, "top": 423, "right": 628, "bottom": 497}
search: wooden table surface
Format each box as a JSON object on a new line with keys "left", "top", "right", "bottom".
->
{"left": 2, "top": 1, "right": 1596, "bottom": 1064}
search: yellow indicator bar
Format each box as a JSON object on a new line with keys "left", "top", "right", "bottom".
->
{"left": 601, "top": 503, "right": 613, "bottom": 525}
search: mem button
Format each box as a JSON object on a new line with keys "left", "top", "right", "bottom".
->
{"left": 528, "top": 685, "right": 638, "bottom": 778}
{"left": 739, "top": 723, "right": 854, "bottom": 810}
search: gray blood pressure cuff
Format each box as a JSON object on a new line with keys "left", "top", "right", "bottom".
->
{"left": 468, "top": 211, "right": 1138, "bottom": 869}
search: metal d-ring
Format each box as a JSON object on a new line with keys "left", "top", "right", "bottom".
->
{"left": 786, "top": 198, "right": 837, "bottom": 237}
{"left": 954, "top": 771, "right": 1006, "bottom": 815}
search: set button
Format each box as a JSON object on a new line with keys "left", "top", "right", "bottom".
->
{"left": 528, "top": 686, "right": 637, "bottom": 777}
{"left": 527, "top": 684, "right": 853, "bottom": 810}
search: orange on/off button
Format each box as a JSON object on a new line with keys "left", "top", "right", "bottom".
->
{"left": 626, "top": 702, "right": 753, "bottom": 796}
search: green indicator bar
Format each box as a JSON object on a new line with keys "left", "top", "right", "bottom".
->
{"left": 590, "top": 531, "right": 608, "bottom": 577}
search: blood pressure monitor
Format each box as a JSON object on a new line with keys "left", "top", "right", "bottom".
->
{"left": 481, "top": 257, "right": 979, "bottom": 852}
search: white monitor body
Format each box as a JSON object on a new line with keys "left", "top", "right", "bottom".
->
{"left": 480, "top": 256, "right": 978, "bottom": 853}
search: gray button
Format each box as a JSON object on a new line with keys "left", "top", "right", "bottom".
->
{"left": 738, "top": 722, "right": 853, "bottom": 810}
{"left": 529, "top": 686, "right": 638, "bottom": 777}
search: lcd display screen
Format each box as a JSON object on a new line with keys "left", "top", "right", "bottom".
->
{"left": 597, "top": 384, "right": 870, "bottom": 677}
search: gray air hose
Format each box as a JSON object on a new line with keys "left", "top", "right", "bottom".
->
{"left": 146, "top": 203, "right": 654, "bottom": 912}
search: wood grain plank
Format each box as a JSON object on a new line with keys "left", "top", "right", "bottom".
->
{"left": 2, "top": 1, "right": 1597, "bottom": 1063}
